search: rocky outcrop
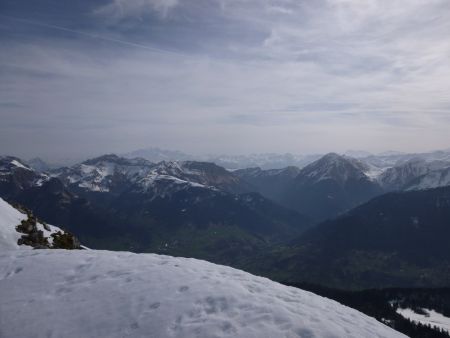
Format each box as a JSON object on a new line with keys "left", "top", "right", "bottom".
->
{"left": 14, "top": 204, "right": 81, "bottom": 250}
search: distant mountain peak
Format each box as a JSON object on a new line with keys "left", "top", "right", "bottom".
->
{"left": 50, "top": 155, "right": 252, "bottom": 196}
{"left": 26, "top": 157, "right": 51, "bottom": 172}
{"left": 0, "top": 156, "right": 32, "bottom": 171}
{"left": 0, "top": 156, "right": 50, "bottom": 194}
{"left": 124, "top": 147, "right": 193, "bottom": 162}
{"left": 283, "top": 153, "right": 382, "bottom": 221}
{"left": 344, "top": 150, "right": 373, "bottom": 158}
{"left": 299, "top": 153, "right": 370, "bottom": 184}
{"left": 322, "top": 152, "right": 341, "bottom": 159}
{"left": 314, "top": 152, "right": 362, "bottom": 166}
{"left": 83, "top": 154, "right": 122, "bottom": 164}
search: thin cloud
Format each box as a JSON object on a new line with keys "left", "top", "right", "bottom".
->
{"left": 1, "top": 0, "right": 450, "bottom": 159}
{"left": 0, "top": 14, "right": 183, "bottom": 56}
{"left": 94, "top": 0, "right": 179, "bottom": 20}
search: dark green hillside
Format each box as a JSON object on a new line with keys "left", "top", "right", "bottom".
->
{"left": 247, "top": 186, "right": 450, "bottom": 290}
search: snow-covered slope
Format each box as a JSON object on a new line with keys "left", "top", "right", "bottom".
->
{"left": 0, "top": 198, "right": 28, "bottom": 249}
{"left": 140, "top": 160, "right": 249, "bottom": 193}
{"left": 378, "top": 158, "right": 450, "bottom": 191}
{"left": 0, "top": 197, "right": 78, "bottom": 250}
{"left": 0, "top": 249, "right": 406, "bottom": 338}
{"left": 52, "top": 154, "right": 156, "bottom": 193}
{"left": 406, "top": 167, "right": 450, "bottom": 191}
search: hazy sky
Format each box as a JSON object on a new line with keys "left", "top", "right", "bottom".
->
{"left": 1, "top": 0, "right": 450, "bottom": 160}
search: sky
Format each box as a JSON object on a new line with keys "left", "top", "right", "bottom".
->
{"left": 1, "top": 0, "right": 450, "bottom": 161}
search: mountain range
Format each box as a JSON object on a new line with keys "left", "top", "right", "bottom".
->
{"left": 0, "top": 155, "right": 310, "bottom": 266}
{"left": 123, "top": 147, "right": 323, "bottom": 169}
{"left": 2, "top": 150, "right": 450, "bottom": 290}
{"left": 122, "top": 147, "right": 450, "bottom": 170}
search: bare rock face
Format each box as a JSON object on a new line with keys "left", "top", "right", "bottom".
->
{"left": 51, "top": 231, "right": 81, "bottom": 250}
{"left": 16, "top": 216, "right": 48, "bottom": 248}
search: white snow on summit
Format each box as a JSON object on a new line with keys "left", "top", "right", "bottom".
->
{"left": 299, "top": 153, "right": 372, "bottom": 184}
{"left": 53, "top": 156, "right": 241, "bottom": 195}
{"left": 0, "top": 249, "right": 406, "bottom": 338}
{"left": 0, "top": 156, "right": 50, "bottom": 187}
{"left": 10, "top": 159, "right": 32, "bottom": 170}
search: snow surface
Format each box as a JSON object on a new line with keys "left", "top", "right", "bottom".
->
{"left": 0, "top": 198, "right": 28, "bottom": 250}
{"left": 0, "top": 249, "right": 406, "bottom": 338}
{"left": 397, "top": 307, "right": 450, "bottom": 333}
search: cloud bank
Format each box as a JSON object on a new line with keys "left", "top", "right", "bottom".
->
{"left": 1, "top": 0, "right": 450, "bottom": 160}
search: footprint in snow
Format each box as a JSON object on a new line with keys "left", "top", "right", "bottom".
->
{"left": 149, "top": 302, "right": 161, "bottom": 309}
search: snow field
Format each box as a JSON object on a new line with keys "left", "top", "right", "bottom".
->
{"left": 0, "top": 249, "right": 406, "bottom": 338}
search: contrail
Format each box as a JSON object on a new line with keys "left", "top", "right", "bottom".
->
{"left": 0, "top": 14, "right": 182, "bottom": 56}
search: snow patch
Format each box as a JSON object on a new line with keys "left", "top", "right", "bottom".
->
{"left": 10, "top": 159, "right": 31, "bottom": 170}
{"left": 397, "top": 307, "right": 450, "bottom": 333}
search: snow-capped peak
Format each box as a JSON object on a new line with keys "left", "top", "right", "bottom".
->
{"left": 299, "top": 153, "right": 370, "bottom": 184}
{"left": 52, "top": 155, "right": 245, "bottom": 195}
{"left": 0, "top": 156, "right": 32, "bottom": 172}
{"left": 10, "top": 159, "right": 32, "bottom": 171}
{"left": 52, "top": 155, "right": 157, "bottom": 192}
{"left": 0, "top": 156, "right": 50, "bottom": 188}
